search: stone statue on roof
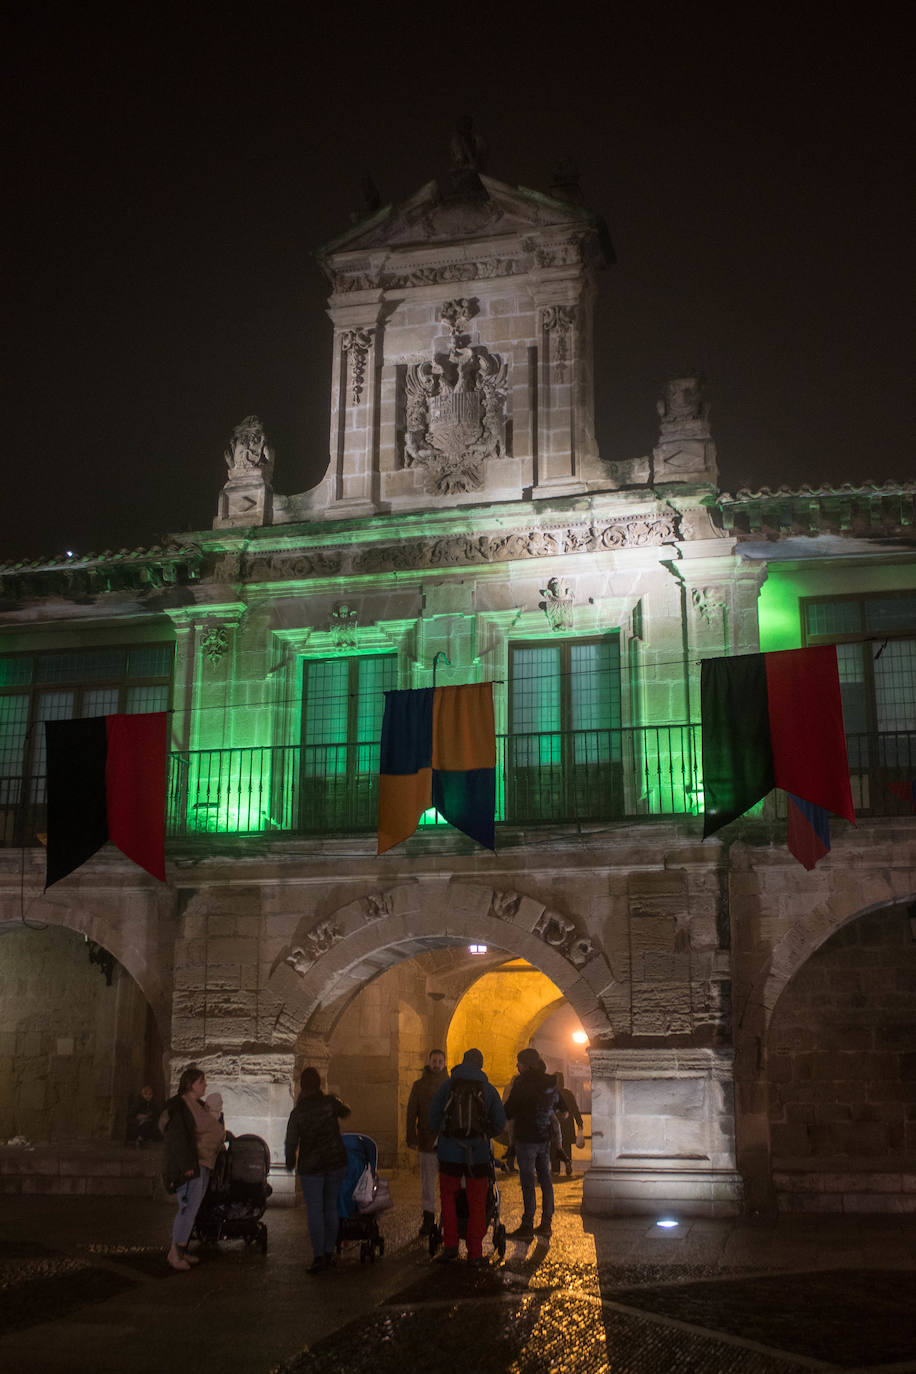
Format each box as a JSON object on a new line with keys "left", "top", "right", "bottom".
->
{"left": 450, "top": 116, "right": 488, "bottom": 174}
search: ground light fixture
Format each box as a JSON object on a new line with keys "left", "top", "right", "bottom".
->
{"left": 656, "top": 1218, "right": 679, "bottom": 1229}
{"left": 468, "top": 944, "right": 488, "bottom": 954}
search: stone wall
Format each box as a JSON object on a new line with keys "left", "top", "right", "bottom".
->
{"left": 768, "top": 906, "right": 916, "bottom": 1162}
{"left": 0, "top": 926, "right": 152, "bottom": 1142}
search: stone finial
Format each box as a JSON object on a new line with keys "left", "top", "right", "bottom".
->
{"left": 449, "top": 116, "right": 487, "bottom": 174}
{"left": 224, "top": 415, "right": 275, "bottom": 482}
{"left": 656, "top": 376, "right": 711, "bottom": 443}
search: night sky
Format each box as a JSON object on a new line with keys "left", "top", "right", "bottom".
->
{"left": 5, "top": 7, "right": 912, "bottom": 563}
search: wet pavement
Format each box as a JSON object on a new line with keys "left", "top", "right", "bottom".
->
{"left": 2, "top": 1170, "right": 916, "bottom": 1373}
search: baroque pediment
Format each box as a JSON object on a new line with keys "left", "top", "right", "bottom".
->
{"left": 319, "top": 175, "right": 605, "bottom": 259}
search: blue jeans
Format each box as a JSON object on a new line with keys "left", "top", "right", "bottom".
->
{"left": 172, "top": 1167, "right": 210, "bottom": 1246}
{"left": 515, "top": 1141, "right": 553, "bottom": 1228}
{"left": 300, "top": 1168, "right": 346, "bottom": 1258}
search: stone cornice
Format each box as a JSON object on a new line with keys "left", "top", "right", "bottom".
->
{"left": 719, "top": 482, "right": 916, "bottom": 542}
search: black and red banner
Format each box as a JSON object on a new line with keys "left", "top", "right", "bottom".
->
{"left": 45, "top": 713, "right": 167, "bottom": 887}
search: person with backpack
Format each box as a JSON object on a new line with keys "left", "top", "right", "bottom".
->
{"left": 503, "top": 1048, "right": 562, "bottom": 1242}
{"left": 406, "top": 1048, "right": 448, "bottom": 1236}
{"left": 428, "top": 1047, "right": 506, "bottom": 1265}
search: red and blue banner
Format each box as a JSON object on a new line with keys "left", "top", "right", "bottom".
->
{"left": 377, "top": 683, "right": 496, "bottom": 854}
{"left": 701, "top": 646, "right": 855, "bottom": 866}
{"left": 786, "top": 794, "right": 832, "bottom": 870}
{"left": 45, "top": 713, "right": 168, "bottom": 887}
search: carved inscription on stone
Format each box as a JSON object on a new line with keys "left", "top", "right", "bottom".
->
{"left": 533, "top": 909, "right": 598, "bottom": 969}
{"left": 285, "top": 919, "right": 344, "bottom": 975}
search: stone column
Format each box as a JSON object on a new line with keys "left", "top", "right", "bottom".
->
{"left": 583, "top": 1048, "right": 742, "bottom": 1216}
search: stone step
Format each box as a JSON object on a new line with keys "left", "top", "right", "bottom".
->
{"left": 0, "top": 1142, "right": 162, "bottom": 1196}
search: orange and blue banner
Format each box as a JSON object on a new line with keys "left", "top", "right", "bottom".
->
{"left": 377, "top": 683, "right": 496, "bottom": 854}
{"left": 45, "top": 713, "right": 168, "bottom": 887}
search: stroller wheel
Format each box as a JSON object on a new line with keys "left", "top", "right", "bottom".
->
{"left": 494, "top": 1223, "right": 507, "bottom": 1259}
{"left": 428, "top": 1223, "right": 441, "bottom": 1258}
{"left": 258, "top": 1224, "right": 268, "bottom": 1255}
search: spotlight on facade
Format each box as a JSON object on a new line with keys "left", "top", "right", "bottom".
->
{"left": 656, "top": 1218, "right": 679, "bottom": 1229}
{"left": 572, "top": 1030, "right": 589, "bottom": 1044}
{"left": 468, "top": 944, "right": 488, "bottom": 954}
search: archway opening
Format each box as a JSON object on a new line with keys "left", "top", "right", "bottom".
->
{"left": 767, "top": 902, "right": 916, "bottom": 1209}
{"left": 0, "top": 923, "right": 163, "bottom": 1143}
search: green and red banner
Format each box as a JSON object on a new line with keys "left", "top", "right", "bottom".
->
{"left": 45, "top": 713, "right": 168, "bottom": 887}
{"left": 701, "top": 646, "right": 855, "bottom": 848}
{"left": 377, "top": 683, "right": 496, "bottom": 854}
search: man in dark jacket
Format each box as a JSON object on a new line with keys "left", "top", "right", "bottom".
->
{"left": 428, "top": 1048, "right": 506, "bottom": 1264}
{"left": 504, "top": 1048, "right": 561, "bottom": 1241}
{"left": 406, "top": 1048, "right": 447, "bottom": 1235}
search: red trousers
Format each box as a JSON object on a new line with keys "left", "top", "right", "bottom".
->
{"left": 439, "top": 1172, "right": 488, "bottom": 1259}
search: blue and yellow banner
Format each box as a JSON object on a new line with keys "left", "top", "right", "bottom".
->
{"left": 377, "top": 683, "right": 496, "bottom": 854}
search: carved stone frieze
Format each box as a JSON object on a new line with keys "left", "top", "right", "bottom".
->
{"left": 341, "top": 328, "right": 373, "bottom": 405}
{"left": 540, "top": 577, "right": 574, "bottom": 632}
{"left": 353, "top": 513, "right": 679, "bottom": 574}
{"left": 240, "top": 551, "right": 342, "bottom": 582}
{"left": 691, "top": 586, "right": 727, "bottom": 626}
{"left": 285, "top": 919, "right": 344, "bottom": 975}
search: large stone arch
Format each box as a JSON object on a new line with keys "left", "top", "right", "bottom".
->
{"left": 267, "top": 878, "right": 615, "bottom": 1055}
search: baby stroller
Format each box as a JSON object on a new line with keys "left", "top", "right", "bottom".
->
{"left": 193, "top": 1133, "right": 272, "bottom": 1254}
{"left": 428, "top": 1151, "right": 506, "bottom": 1260}
{"left": 337, "top": 1132, "right": 386, "bottom": 1264}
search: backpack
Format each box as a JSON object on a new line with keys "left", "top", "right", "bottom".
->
{"left": 441, "top": 1078, "right": 490, "bottom": 1139}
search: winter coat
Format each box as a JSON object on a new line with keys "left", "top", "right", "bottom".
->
{"left": 556, "top": 1086, "right": 583, "bottom": 1154}
{"left": 285, "top": 1092, "right": 350, "bottom": 1175}
{"left": 161, "top": 1094, "right": 200, "bottom": 1191}
{"left": 428, "top": 1063, "right": 506, "bottom": 1172}
{"left": 504, "top": 1067, "right": 561, "bottom": 1144}
{"left": 406, "top": 1065, "right": 448, "bottom": 1152}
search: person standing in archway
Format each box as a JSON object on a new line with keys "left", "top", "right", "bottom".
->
{"left": 406, "top": 1048, "right": 448, "bottom": 1236}
{"left": 504, "top": 1049, "right": 561, "bottom": 1241}
{"left": 428, "top": 1048, "right": 506, "bottom": 1265}
{"left": 551, "top": 1071, "right": 584, "bottom": 1177}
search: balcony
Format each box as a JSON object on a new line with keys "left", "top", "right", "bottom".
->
{"left": 1, "top": 728, "right": 913, "bottom": 848}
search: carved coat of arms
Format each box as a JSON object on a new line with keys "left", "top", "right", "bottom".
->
{"left": 404, "top": 300, "right": 507, "bottom": 495}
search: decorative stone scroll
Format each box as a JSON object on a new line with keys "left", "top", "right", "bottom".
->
{"left": 540, "top": 305, "right": 575, "bottom": 380}
{"left": 285, "top": 919, "right": 344, "bottom": 975}
{"left": 540, "top": 577, "right": 574, "bottom": 631}
{"left": 329, "top": 604, "right": 358, "bottom": 648}
{"left": 490, "top": 890, "right": 521, "bottom": 920}
{"left": 200, "top": 626, "right": 229, "bottom": 664}
{"left": 341, "top": 329, "right": 373, "bottom": 405}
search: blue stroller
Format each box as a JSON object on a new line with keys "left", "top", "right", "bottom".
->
{"left": 337, "top": 1132, "right": 386, "bottom": 1264}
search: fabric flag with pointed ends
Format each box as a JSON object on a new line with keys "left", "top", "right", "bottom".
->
{"left": 377, "top": 683, "right": 496, "bottom": 854}
{"left": 45, "top": 713, "right": 168, "bottom": 888}
{"left": 888, "top": 780, "right": 916, "bottom": 812}
{"left": 786, "top": 794, "right": 832, "bottom": 870}
{"left": 701, "top": 645, "right": 855, "bottom": 838}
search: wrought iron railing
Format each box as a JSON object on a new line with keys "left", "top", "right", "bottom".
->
{"left": 1, "top": 728, "right": 913, "bottom": 847}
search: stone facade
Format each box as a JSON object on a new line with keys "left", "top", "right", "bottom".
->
{"left": 1, "top": 153, "right": 915, "bottom": 1214}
